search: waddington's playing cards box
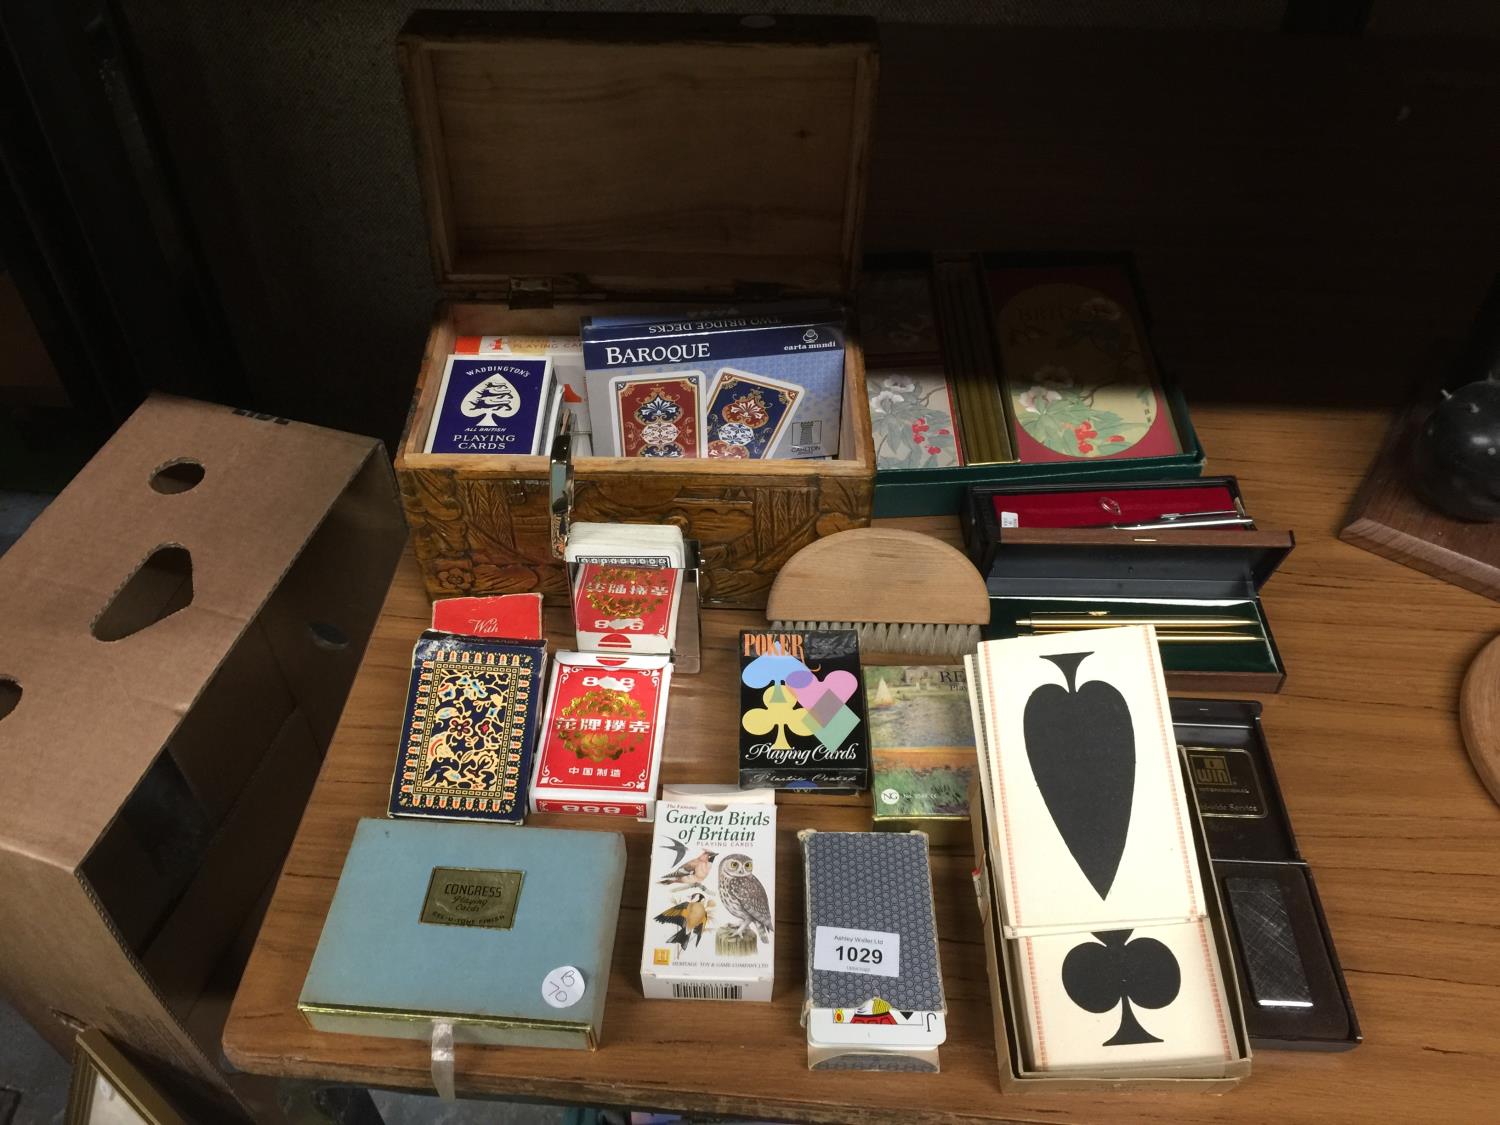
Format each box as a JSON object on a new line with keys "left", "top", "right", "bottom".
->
{"left": 424, "top": 354, "right": 562, "bottom": 455}
{"left": 641, "top": 786, "right": 776, "bottom": 1002}
{"left": 452, "top": 334, "right": 590, "bottom": 454}
{"left": 581, "top": 302, "right": 846, "bottom": 460}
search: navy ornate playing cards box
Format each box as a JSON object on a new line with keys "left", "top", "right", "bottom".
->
{"left": 738, "top": 629, "right": 869, "bottom": 792}
{"left": 424, "top": 355, "right": 557, "bottom": 455}
{"left": 389, "top": 631, "right": 545, "bottom": 823}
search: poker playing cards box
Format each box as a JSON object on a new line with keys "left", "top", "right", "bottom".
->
{"left": 641, "top": 786, "right": 776, "bottom": 1002}
{"left": 582, "top": 303, "right": 846, "bottom": 460}
{"left": 738, "top": 629, "right": 869, "bottom": 793}
{"left": 529, "top": 652, "right": 672, "bottom": 819}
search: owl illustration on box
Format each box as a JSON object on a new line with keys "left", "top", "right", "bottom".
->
{"left": 717, "top": 853, "right": 773, "bottom": 943}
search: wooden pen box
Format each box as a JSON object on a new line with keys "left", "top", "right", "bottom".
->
{"left": 392, "top": 12, "right": 878, "bottom": 610}
{"left": 961, "top": 477, "right": 1293, "bottom": 693}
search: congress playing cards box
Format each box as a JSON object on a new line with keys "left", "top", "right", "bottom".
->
{"left": 738, "top": 629, "right": 869, "bottom": 793}
{"left": 641, "top": 786, "right": 776, "bottom": 1002}
{"left": 582, "top": 303, "right": 846, "bottom": 460}
{"left": 529, "top": 652, "right": 671, "bottom": 819}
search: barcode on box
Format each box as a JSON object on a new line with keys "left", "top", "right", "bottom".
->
{"left": 671, "top": 982, "right": 743, "bottom": 1001}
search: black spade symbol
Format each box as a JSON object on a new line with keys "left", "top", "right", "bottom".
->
{"left": 1062, "top": 929, "right": 1181, "bottom": 1045}
{"left": 1022, "top": 652, "right": 1135, "bottom": 899}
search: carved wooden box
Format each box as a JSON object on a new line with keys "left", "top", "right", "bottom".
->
{"left": 393, "top": 13, "right": 878, "bottom": 609}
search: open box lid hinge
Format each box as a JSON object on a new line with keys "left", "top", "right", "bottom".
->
{"left": 478, "top": 275, "right": 817, "bottom": 310}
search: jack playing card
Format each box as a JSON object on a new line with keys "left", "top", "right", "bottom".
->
{"left": 607, "top": 372, "right": 706, "bottom": 458}
{"left": 529, "top": 652, "right": 671, "bottom": 820}
{"left": 801, "top": 830, "right": 947, "bottom": 1072}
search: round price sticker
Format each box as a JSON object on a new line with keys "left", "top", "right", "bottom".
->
{"left": 542, "top": 965, "right": 585, "bottom": 1009}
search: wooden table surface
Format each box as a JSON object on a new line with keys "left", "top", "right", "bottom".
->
{"left": 223, "top": 401, "right": 1500, "bottom": 1124}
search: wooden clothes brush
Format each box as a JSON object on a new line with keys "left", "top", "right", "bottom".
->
{"left": 766, "top": 528, "right": 989, "bottom": 658}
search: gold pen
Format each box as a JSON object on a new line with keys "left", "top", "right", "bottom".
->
{"left": 1022, "top": 628, "right": 1259, "bottom": 644}
{"left": 1017, "top": 614, "right": 1251, "bottom": 629}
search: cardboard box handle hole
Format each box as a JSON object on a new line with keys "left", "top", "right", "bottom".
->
{"left": 149, "top": 459, "right": 205, "bottom": 494}
{"left": 92, "top": 546, "right": 194, "bottom": 642}
{"left": 0, "top": 677, "right": 18, "bottom": 721}
{"left": 308, "top": 621, "right": 349, "bottom": 651}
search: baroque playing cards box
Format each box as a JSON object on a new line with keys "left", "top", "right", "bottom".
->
{"left": 966, "top": 625, "right": 1250, "bottom": 1087}
{"left": 389, "top": 617, "right": 546, "bottom": 825}
{"left": 299, "top": 819, "right": 625, "bottom": 1049}
{"left": 582, "top": 303, "right": 846, "bottom": 460}
{"left": 738, "top": 629, "right": 869, "bottom": 793}
{"left": 529, "top": 652, "right": 671, "bottom": 819}
{"left": 641, "top": 786, "right": 776, "bottom": 1002}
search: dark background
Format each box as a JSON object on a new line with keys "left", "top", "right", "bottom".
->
{"left": 4, "top": 1, "right": 1500, "bottom": 456}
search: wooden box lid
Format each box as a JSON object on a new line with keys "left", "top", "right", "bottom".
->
{"left": 397, "top": 11, "right": 878, "bottom": 298}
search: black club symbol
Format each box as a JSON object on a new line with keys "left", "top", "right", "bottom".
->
{"left": 1061, "top": 929, "right": 1181, "bottom": 1046}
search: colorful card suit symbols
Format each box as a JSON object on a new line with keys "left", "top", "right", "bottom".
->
{"left": 786, "top": 666, "right": 860, "bottom": 752}
{"left": 741, "top": 649, "right": 806, "bottom": 689}
{"left": 744, "top": 684, "right": 812, "bottom": 750}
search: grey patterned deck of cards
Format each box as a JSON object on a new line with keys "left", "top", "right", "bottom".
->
{"left": 799, "top": 830, "right": 946, "bottom": 1072}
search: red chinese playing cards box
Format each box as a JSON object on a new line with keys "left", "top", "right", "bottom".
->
{"left": 571, "top": 562, "right": 681, "bottom": 656}
{"left": 529, "top": 652, "right": 672, "bottom": 820}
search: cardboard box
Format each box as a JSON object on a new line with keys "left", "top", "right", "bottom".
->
{"left": 0, "top": 395, "right": 405, "bottom": 1115}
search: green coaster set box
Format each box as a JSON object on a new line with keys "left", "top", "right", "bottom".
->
{"left": 860, "top": 252, "right": 1206, "bottom": 518}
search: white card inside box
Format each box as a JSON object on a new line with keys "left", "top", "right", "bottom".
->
{"left": 969, "top": 626, "right": 1206, "bottom": 936}
{"left": 1010, "top": 919, "right": 1236, "bottom": 1076}
{"left": 807, "top": 1006, "right": 946, "bottom": 1049}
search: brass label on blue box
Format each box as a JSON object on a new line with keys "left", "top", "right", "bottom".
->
{"left": 1184, "top": 746, "right": 1266, "bottom": 819}
{"left": 421, "top": 866, "right": 524, "bottom": 930}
